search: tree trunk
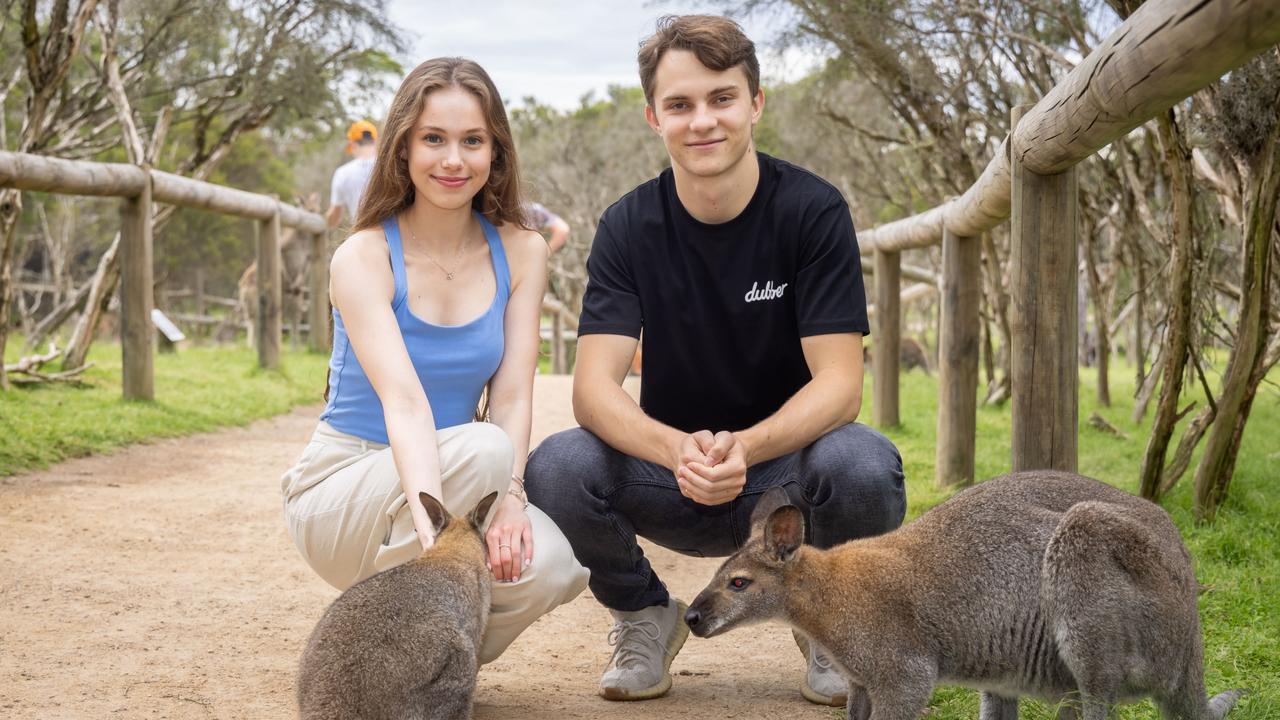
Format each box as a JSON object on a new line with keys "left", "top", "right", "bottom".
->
{"left": 0, "top": 190, "right": 22, "bottom": 389}
{"left": 1138, "top": 110, "right": 1197, "bottom": 501}
{"left": 981, "top": 296, "right": 996, "bottom": 388}
{"left": 1084, "top": 214, "right": 1112, "bottom": 405}
{"left": 1133, "top": 237, "right": 1147, "bottom": 388}
{"left": 981, "top": 230, "right": 1013, "bottom": 404}
{"left": 1192, "top": 119, "right": 1280, "bottom": 521}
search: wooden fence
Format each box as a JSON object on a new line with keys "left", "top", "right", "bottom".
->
{"left": 855, "top": 0, "right": 1280, "bottom": 487}
{"left": 0, "top": 152, "right": 329, "bottom": 399}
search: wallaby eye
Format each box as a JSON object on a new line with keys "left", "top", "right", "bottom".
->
{"left": 729, "top": 577, "right": 751, "bottom": 591}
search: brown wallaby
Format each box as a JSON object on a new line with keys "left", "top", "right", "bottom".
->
{"left": 684, "top": 471, "right": 1244, "bottom": 720}
{"left": 297, "top": 491, "right": 499, "bottom": 720}
{"left": 864, "top": 336, "right": 932, "bottom": 375}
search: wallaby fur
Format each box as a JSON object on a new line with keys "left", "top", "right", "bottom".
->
{"left": 685, "top": 471, "right": 1245, "bottom": 720}
{"left": 297, "top": 491, "right": 499, "bottom": 720}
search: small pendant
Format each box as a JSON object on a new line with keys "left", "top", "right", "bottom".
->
{"left": 446, "top": 273, "right": 454, "bottom": 280}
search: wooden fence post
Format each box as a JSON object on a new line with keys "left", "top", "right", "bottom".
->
{"left": 120, "top": 169, "right": 154, "bottom": 400}
{"left": 873, "top": 249, "right": 901, "bottom": 427}
{"left": 309, "top": 230, "right": 330, "bottom": 353}
{"left": 1010, "top": 105, "right": 1079, "bottom": 472}
{"left": 257, "top": 211, "right": 282, "bottom": 369}
{"left": 552, "top": 311, "right": 565, "bottom": 374}
{"left": 935, "top": 228, "right": 980, "bottom": 487}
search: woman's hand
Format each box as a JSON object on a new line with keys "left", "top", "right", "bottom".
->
{"left": 485, "top": 493, "right": 533, "bottom": 583}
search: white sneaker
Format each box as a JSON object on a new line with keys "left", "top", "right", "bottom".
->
{"left": 599, "top": 599, "right": 690, "bottom": 701}
{"left": 795, "top": 630, "right": 848, "bottom": 706}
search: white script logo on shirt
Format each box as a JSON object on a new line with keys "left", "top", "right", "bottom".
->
{"left": 744, "top": 281, "right": 788, "bottom": 303}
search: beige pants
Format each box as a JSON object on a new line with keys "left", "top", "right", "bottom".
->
{"left": 281, "top": 421, "right": 589, "bottom": 664}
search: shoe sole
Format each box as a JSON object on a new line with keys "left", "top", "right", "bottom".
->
{"left": 599, "top": 600, "right": 691, "bottom": 701}
{"left": 800, "top": 683, "right": 847, "bottom": 707}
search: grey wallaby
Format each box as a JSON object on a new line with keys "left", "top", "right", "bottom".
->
{"left": 684, "top": 471, "right": 1245, "bottom": 720}
{"left": 297, "top": 491, "right": 499, "bottom": 720}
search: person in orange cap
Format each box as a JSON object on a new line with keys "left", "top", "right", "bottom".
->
{"left": 327, "top": 120, "right": 379, "bottom": 229}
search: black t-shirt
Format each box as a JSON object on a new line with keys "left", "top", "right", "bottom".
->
{"left": 579, "top": 153, "right": 870, "bottom": 433}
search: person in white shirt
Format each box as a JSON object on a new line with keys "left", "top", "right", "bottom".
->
{"left": 328, "top": 119, "right": 379, "bottom": 230}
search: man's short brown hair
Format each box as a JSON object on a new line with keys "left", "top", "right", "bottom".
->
{"left": 638, "top": 15, "right": 760, "bottom": 106}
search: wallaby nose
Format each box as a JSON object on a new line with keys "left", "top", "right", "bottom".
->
{"left": 684, "top": 607, "right": 701, "bottom": 628}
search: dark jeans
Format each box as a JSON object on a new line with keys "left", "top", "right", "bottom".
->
{"left": 525, "top": 423, "right": 906, "bottom": 612}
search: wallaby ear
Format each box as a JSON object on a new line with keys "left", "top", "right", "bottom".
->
{"left": 750, "top": 486, "right": 794, "bottom": 533}
{"left": 468, "top": 491, "right": 500, "bottom": 530}
{"left": 764, "top": 505, "right": 804, "bottom": 563}
{"left": 419, "top": 492, "right": 450, "bottom": 535}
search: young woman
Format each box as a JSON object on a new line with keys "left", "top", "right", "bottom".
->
{"left": 280, "top": 57, "right": 588, "bottom": 664}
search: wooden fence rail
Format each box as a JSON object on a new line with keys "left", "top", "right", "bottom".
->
{"left": 853, "top": 0, "right": 1280, "bottom": 487}
{"left": 0, "top": 150, "right": 328, "bottom": 399}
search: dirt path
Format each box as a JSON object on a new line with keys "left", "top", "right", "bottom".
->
{"left": 0, "top": 376, "right": 835, "bottom": 719}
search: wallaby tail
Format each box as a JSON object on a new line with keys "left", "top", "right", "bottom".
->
{"left": 1208, "top": 689, "right": 1247, "bottom": 719}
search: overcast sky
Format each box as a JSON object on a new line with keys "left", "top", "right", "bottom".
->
{"left": 383, "top": 1, "right": 819, "bottom": 111}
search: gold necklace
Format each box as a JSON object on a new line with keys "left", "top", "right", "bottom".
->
{"left": 410, "top": 226, "right": 470, "bottom": 281}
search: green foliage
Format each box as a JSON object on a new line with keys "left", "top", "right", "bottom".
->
{"left": 0, "top": 342, "right": 328, "bottom": 476}
{"left": 853, "top": 361, "right": 1280, "bottom": 719}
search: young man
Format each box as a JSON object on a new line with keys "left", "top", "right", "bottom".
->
{"left": 326, "top": 119, "right": 378, "bottom": 231}
{"left": 524, "top": 15, "right": 906, "bottom": 705}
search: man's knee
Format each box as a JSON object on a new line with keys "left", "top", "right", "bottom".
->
{"left": 525, "top": 427, "right": 610, "bottom": 511}
{"left": 807, "top": 423, "right": 902, "bottom": 482}
{"left": 803, "top": 424, "right": 906, "bottom": 525}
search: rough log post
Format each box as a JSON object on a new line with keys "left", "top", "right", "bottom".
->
{"left": 552, "top": 311, "right": 565, "bottom": 374}
{"left": 257, "top": 211, "right": 282, "bottom": 369}
{"left": 120, "top": 171, "right": 155, "bottom": 400}
{"left": 873, "top": 249, "right": 901, "bottom": 427}
{"left": 935, "top": 228, "right": 980, "bottom": 487}
{"left": 1010, "top": 105, "right": 1078, "bottom": 472}
{"left": 308, "top": 230, "right": 330, "bottom": 353}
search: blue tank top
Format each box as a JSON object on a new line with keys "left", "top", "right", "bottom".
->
{"left": 320, "top": 213, "right": 510, "bottom": 443}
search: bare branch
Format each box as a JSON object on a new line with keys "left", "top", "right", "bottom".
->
{"left": 96, "top": 0, "right": 144, "bottom": 163}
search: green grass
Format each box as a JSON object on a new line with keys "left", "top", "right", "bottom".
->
{"left": 852, "top": 362, "right": 1280, "bottom": 719}
{"left": 0, "top": 341, "right": 328, "bottom": 476}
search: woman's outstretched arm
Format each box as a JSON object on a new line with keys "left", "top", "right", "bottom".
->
{"left": 330, "top": 228, "right": 444, "bottom": 550}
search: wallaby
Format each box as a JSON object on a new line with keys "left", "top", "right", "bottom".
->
{"left": 297, "top": 491, "right": 499, "bottom": 720}
{"left": 684, "top": 471, "right": 1244, "bottom": 720}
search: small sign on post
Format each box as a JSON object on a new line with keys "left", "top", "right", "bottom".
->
{"left": 151, "top": 308, "right": 187, "bottom": 344}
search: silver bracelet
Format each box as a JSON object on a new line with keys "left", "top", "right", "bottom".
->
{"left": 510, "top": 474, "right": 529, "bottom": 509}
